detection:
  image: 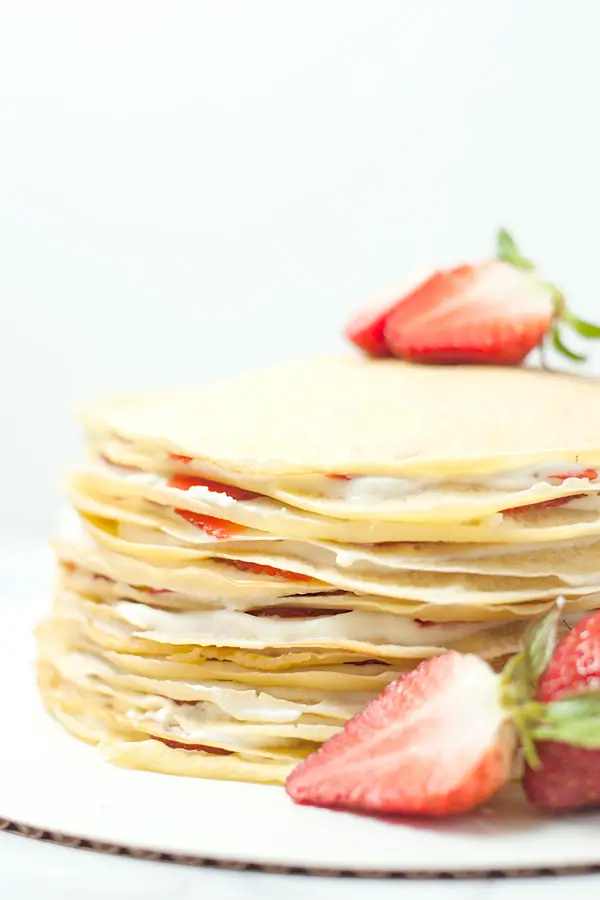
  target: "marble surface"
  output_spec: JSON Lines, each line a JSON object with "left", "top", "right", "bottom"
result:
{"left": 2, "top": 830, "right": 600, "bottom": 899}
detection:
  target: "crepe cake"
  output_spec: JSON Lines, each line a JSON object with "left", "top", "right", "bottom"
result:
{"left": 36, "top": 358, "right": 600, "bottom": 784}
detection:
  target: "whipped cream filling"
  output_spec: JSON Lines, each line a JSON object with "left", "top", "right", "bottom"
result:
{"left": 95, "top": 460, "right": 283, "bottom": 520}
{"left": 111, "top": 521, "right": 600, "bottom": 587}
{"left": 161, "top": 455, "right": 600, "bottom": 499}
{"left": 282, "top": 466, "right": 600, "bottom": 505}
{"left": 97, "top": 453, "right": 600, "bottom": 510}
{"left": 111, "top": 599, "right": 510, "bottom": 648}
{"left": 59, "top": 589, "right": 513, "bottom": 652}
{"left": 126, "top": 706, "right": 338, "bottom": 752}
{"left": 51, "top": 649, "right": 369, "bottom": 724}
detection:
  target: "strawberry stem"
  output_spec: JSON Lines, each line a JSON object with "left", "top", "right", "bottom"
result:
{"left": 495, "top": 228, "right": 600, "bottom": 366}
{"left": 500, "top": 606, "right": 561, "bottom": 767}
{"left": 501, "top": 606, "right": 600, "bottom": 766}
{"left": 552, "top": 327, "right": 587, "bottom": 362}
{"left": 529, "top": 694, "right": 600, "bottom": 748}
{"left": 496, "top": 228, "right": 535, "bottom": 271}
{"left": 523, "top": 607, "right": 561, "bottom": 679}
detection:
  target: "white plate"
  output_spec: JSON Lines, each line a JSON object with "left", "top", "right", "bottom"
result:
{"left": 2, "top": 543, "right": 600, "bottom": 876}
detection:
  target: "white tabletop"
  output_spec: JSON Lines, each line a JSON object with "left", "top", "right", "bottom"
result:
{"left": 1, "top": 830, "right": 600, "bottom": 900}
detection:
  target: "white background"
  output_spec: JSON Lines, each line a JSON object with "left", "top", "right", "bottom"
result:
{"left": 1, "top": 0, "right": 600, "bottom": 535}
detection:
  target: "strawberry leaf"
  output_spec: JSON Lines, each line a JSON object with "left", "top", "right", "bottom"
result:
{"left": 494, "top": 228, "right": 600, "bottom": 368}
{"left": 500, "top": 607, "right": 563, "bottom": 767}
{"left": 552, "top": 327, "right": 587, "bottom": 362}
{"left": 496, "top": 228, "right": 535, "bottom": 271}
{"left": 563, "top": 309, "right": 600, "bottom": 339}
{"left": 531, "top": 693, "right": 600, "bottom": 748}
{"left": 526, "top": 607, "right": 561, "bottom": 680}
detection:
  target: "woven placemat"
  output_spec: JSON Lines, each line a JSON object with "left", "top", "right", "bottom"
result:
{"left": 1, "top": 816, "right": 599, "bottom": 879}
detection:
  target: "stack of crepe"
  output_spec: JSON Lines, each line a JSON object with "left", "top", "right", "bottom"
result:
{"left": 37, "top": 358, "right": 600, "bottom": 784}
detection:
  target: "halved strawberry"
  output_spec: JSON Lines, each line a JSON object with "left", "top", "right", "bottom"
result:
{"left": 286, "top": 652, "right": 516, "bottom": 816}
{"left": 384, "top": 261, "right": 552, "bottom": 365}
{"left": 285, "top": 607, "right": 600, "bottom": 819}
{"left": 344, "top": 301, "right": 397, "bottom": 357}
{"left": 344, "top": 229, "right": 600, "bottom": 365}
{"left": 168, "top": 474, "right": 259, "bottom": 502}
{"left": 344, "top": 270, "right": 438, "bottom": 356}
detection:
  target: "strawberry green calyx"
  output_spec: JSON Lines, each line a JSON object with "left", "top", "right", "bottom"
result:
{"left": 500, "top": 607, "right": 562, "bottom": 766}
{"left": 528, "top": 694, "right": 600, "bottom": 748}
{"left": 496, "top": 228, "right": 600, "bottom": 364}
{"left": 551, "top": 293, "right": 600, "bottom": 362}
{"left": 501, "top": 604, "right": 600, "bottom": 767}
{"left": 496, "top": 229, "right": 536, "bottom": 272}
{"left": 501, "top": 605, "right": 561, "bottom": 705}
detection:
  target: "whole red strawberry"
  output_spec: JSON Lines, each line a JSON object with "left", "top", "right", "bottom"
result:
{"left": 522, "top": 612, "right": 600, "bottom": 809}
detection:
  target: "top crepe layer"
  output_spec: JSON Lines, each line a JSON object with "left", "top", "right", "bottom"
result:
{"left": 79, "top": 358, "right": 600, "bottom": 477}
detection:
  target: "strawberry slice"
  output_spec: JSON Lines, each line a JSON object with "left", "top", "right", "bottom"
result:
{"left": 286, "top": 652, "right": 516, "bottom": 816}
{"left": 168, "top": 474, "right": 259, "bottom": 502}
{"left": 154, "top": 737, "right": 233, "bottom": 755}
{"left": 173, "top": 509, "right": 246, "bottom": 540}
{"left": 168, "top": 453, "right": 193, "bottom": 464}
{"left": 503, "top": 494, "right": 587, "bottom": 515}
{"left": 224, "top": 559, "right": 314, "bottom": 582}
{"left": 248, "top": 605, "right": 346, "bottom": 618}
{"left": 548, "top": 468, "right": 598, "bottom": 484}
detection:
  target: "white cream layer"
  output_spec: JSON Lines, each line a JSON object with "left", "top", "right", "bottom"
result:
{"left": 97, "top": 455, "right": 600, "bottom": 510}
